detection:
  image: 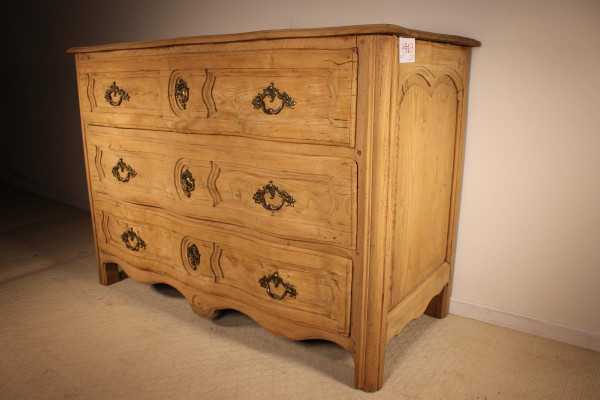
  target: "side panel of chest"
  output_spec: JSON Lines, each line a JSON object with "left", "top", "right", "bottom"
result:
{"left": 388, "top": 41, "right": 471, "bottom": 309}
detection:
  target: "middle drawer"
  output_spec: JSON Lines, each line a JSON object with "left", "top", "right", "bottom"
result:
{"left": 86, "top": 125, "right": 357, "bottom": 248}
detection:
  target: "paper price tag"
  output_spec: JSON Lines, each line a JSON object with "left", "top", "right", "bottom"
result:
{"left": 399, "top": 38, "right": 415, "bottom": 63}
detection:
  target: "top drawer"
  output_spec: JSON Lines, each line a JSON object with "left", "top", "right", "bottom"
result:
{"left": 76, "top": 49, "right": 356, "bottom": 146}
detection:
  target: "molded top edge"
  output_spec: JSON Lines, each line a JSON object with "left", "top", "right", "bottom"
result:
{"left": 66, "top": 24, "right": 481, "bottom": 53}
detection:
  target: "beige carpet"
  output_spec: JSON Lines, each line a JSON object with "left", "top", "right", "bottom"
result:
{"left": 1, "top": 187, "right": 599, "bottom": 400}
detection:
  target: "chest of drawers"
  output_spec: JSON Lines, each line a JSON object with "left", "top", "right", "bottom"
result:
{"left": 68, "top": 25, "right": 479, "bottom": 391}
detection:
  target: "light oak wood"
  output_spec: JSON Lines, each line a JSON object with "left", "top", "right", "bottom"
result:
{"left": 106, "top": 253, "right": 352, "bottom": 350}
{"left": 94, "top": 195, "right": 351, "bottom": 334}
{"left": 387, "top": 262, "right": 451, "bottom": 342}
{"left": 77, "top": 49, "right": 356, "bottom": 146}
{"left": 70, "top": 25, "right": 477, "bottom": 392}
{"left": 350, "top": 35, "right": 398, "bottom": 392}
{"left": 75, "top": 57, "right": 105, "bottom": 286}
{"left": 67, "top": 24, "right": 480, "bottom": 54}
{"left": 388, "top": 41, "right": 471, "bottom": 309}
{"left": 85, "top": 125, "right": 356, "bottom": 248}
{"left": 76, "top": 36, "right": 359, "bottom": 61}
{"left": 425, "top": 283, "right": 449, "bottom": 319}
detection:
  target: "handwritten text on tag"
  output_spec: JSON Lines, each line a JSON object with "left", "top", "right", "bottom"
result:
{"left": 399, "top": 38, "right": 415, "bottom": 63}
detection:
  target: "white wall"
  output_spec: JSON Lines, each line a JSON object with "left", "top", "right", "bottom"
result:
{"left": 437, "top": 0, "right": 600, "bottom": 349}
{"left": 4, "top": 0, "right": 598, "bottom": 349}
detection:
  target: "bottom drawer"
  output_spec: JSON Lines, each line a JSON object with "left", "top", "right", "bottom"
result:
{"left": 93, "top": 197, "right": 352, "bottom": 335}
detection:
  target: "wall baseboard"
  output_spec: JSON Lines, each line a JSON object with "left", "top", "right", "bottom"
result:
{"left": 450, "top": 297, "right": 600, "bottom": 352}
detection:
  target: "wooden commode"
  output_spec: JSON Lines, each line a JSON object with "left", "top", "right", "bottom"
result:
{"left": 68, "top": 24, "right": 480, "bottom": 392}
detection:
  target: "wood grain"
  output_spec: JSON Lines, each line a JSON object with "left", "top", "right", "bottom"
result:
{"left": 386, "top": 262, "right": 450, "bottom": 342}
{"left": 77, "top": 49, "right": 356, "bottom": 146}
{"left": 437, "top": 46, "right": 472, "bottom": 319}
{"left": 385, "top": 41, "right": 472, "bottom": 317}
{"left": 74, "top": 54, "right": 104, "bottom": 285}
{"left": 101, "top": 250, "right": 352, "bottom": 350}
{"left": 388, "top": 64, "right": 461, "bottom": 308}
{"left": 67, "top": 24, "right": 480, "bottom": 54}
{"left": 95, "top": 195, "right": 352, "bottom": 335}
{"left": 72, "top": 28, "right": 478, "bottom": 392}
{"left": 76, "top": 36, "right": 359, "bottom": 61}
{"left": 353, "top": 35, "right": 397, "bottom": 392}
{"left": 86, "top": 125, "right": 356, "bottom": 248}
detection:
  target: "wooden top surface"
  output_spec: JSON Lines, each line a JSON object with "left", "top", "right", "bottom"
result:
{"left": 67, "top": 24, "right": 480, "bottom": 53}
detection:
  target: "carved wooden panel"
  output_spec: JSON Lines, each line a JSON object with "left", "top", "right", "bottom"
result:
{"left": 72, "top": 28, "right": 478, "bottom": 392}
{"left": 95, "top": 197, "right": 352, "bottom": 334}
{"left": 206, "top": 68, "right": 354, "bottom": 143}
{"left": 86, "top": 125, "right": 357, "bottom": 248}
{"left": 76, "top": 49, "right": 356, "bottom": 145}
{"left": 388, "top": 66, "right": 464, "bottom": 309}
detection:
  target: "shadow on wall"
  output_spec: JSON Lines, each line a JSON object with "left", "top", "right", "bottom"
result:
{"left": 1, "top": 0, "right": 383, "bottom": 210}
{"left": 2, "top": 1, "right": 193, "bottom": 210}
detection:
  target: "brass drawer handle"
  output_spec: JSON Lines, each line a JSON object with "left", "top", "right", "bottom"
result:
{"left": 252, "top": 82, "right": 296, "bottom": 115}
{"left": 121, "top": 227, "right": 146, "bottom": 251}
{"left": 105, "top": 82, "right": 130, "bottom": 106}
{"left": 259, "top": 271, "right": 297, "bottom": 300}
{"left": 187, "top": 243, "right": 200, "bottom": 270}
{"left": 253, "top": 181, "right": 295, "bottom": 211}
{"left": 112, "top": 158, "right": 137, "bottom": 183}
{"left": 180, "top": 168, "right": 195, "bottom": 198}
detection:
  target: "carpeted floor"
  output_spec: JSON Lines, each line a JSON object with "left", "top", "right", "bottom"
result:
{"left": 1, "top": 186, "right": 599, "bottom": 399}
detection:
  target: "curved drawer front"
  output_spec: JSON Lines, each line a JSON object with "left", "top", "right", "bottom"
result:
{"left": 77, "top": 49, "right": 356, "bottom": 146}
{"left": 86, "top": 126, "right": 356, "bottom": 248}
{"left": 94, "top": 197, "right": 352, "bottom": 334}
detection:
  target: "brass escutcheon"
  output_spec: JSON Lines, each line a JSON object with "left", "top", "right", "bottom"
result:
{"left": 251, "top": 82, "right": 296, "bottom": 115}
{"left": 180, "top": 168, "right": 195, "bottom": 198}
{"left": 174, "top": 77, "right": 190, "bottom": 110}
{"left": 258, "top": 271, "right": 297, "bottom": 300}
{"left": 112, "top": 158, "right": 137, "bottom": 183}
{"left": 121, "top": 227, "right": 146, "bottom": 251}
{"left": 187, "top": 243, "right": 201, "bottom": 270}
{"left": 252, "top": 181, "right": 295, "bottom": 211}
{"left": 105, "top": 82, "right": 130, "bottom": 106}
